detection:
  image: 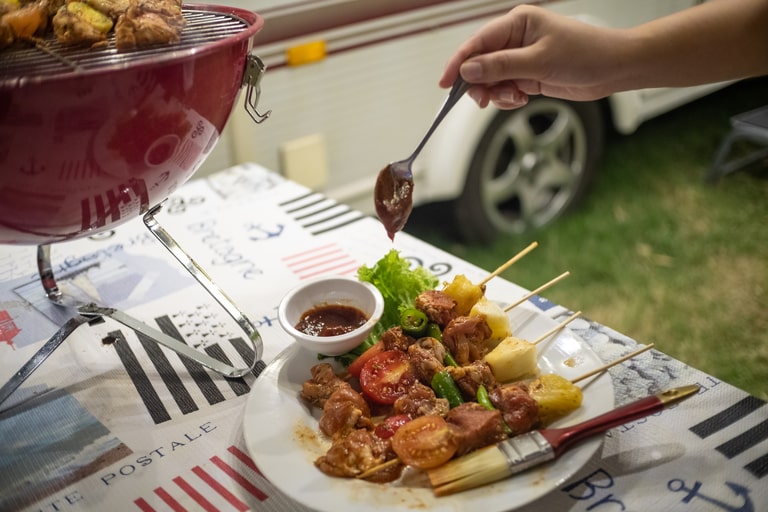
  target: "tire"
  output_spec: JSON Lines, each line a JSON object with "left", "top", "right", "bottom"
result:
{"left": 455, "top": 97, "right": 604, "bottom": 244}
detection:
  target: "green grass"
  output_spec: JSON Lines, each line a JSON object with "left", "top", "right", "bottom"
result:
{"left": 407, "top": 77, "right": 768, "bottom": 400}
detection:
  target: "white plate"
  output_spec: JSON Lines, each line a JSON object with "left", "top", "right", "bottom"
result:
{"left": 243, "top": 306, "right": 614, "bottom": 512}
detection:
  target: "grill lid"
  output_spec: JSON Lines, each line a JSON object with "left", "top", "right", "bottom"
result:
{"left": 0, "top": 9, "right": 253, "bottom": 81}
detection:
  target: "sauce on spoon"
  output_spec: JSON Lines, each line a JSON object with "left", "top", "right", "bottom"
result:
{"left": 374, "top": 163, "right": 413, "bottom": 240}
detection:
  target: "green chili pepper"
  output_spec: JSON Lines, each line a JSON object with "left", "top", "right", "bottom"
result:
{"left": 477, "top": 384, "right": 514, "bottom": 434}
{"left": 431, "top": 370, "right": 463, "bottom": 408}
{"left": 400, "top": 308, "right": 429, "bottom": 336}
{"left": 476, "top": 384, "right": 494, "bottom": 410}
{"left": 426, "top": 322, "right": 442, "bottom": 341}
{"left": 425, "top": 322, "right": 457, "bottom": 367}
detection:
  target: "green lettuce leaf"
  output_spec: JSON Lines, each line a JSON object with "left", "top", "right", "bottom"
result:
{"left": 358, "top": 249, "right": 439, "bottom": 336}
{"left": 328, "top": 249, "right": 439, "bottom": 365}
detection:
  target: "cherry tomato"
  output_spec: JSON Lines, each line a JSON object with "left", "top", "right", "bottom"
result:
{"left": 359, "top": 350, "right": 416, "bottom": 404}
{"left": 347, "top": 340, "right": 385, "bottom": 378}
{"left": 374, "top": 414, "right": 412, "bottom": 439}
{"left": 391, "top": 415, "right": 458, "bottom": 469}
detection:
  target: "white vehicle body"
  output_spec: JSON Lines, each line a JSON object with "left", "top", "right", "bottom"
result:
{"left": 200, "top": 0, "right": 727, "bottom": 239}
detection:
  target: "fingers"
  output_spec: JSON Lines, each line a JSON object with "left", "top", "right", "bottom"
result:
{"left": 466, "top": 83, "right": 529, "bottom": 110}
{"left": 466, "top": 86, "right": 491, "bottom": 108}
{"left": 438, "top": 40, "right": 481, "bottom": 88}
{"left": 489, "top": 87, "right": 529, "bottom": 109}
{"left": 439, "top": 5, "right": 542, "bottom": 89}
{"left": 439, "top": 6, "right": 530, "bottom": 88}
{"left": 461, "top": 43, "right": 546, "bottom": 84}
{"left": 439, "top": 4, "right": 619, "bottom": 107}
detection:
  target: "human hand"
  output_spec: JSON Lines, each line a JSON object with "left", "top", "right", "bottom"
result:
{"left": 439, "top": 5, "right": 624, "bottom": 109}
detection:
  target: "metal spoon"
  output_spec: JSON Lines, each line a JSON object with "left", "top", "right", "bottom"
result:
{"left": 374, "top": 77, "right": 471, "bottom": 240}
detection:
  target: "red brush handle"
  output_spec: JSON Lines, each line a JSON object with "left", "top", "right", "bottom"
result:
{"left": 538, "top": 395, "right": 663, "bottom": 457}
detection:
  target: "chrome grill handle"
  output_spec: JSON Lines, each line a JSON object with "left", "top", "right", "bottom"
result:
{"left": 243, "top": 54, "right": 271, "bottom": 124}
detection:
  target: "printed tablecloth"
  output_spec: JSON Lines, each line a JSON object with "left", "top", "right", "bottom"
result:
{"left": 0, "top": 163, "right": 765, "bottom": 512}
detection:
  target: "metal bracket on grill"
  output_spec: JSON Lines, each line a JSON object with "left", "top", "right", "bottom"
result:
{"left": 0, "top": 226, "right": 265, "bottom": 408}
{"left": 142, "top": 203, "right": 264, "bottom": 377}
{"left": 243, "top": 54, "right": 271, "bottom": 124}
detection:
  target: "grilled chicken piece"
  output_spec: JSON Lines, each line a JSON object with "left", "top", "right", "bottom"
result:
{"left": 2, "top": 0, "right": 183, "bottom": 51}
{"left": 114, "top": 0, "right": 184, "bottom": 50}
{"left": 441, "top": 315, "right": 492, "bottom": 366}
{"left": 0, "top": 0, "right": 15, "bottom": 48}
{"left": 488, "top": 382, "right": 540, "bottom": 435}
{"left": 0, "top": 0, "right": 19, "bottom": 17}
{"left": 43, "top": 0, "right": 66, "bottom": 17}
{"left": 415, "top": 289, "right": 457, "bottom": 327}
{"left": 445, "top": 402, "right": 507, "bottom": 456}
{"left": 2, "top": 2, "right": 47, "bottom": 37}
{"left": 380, "top": 325, "right": 415, "bottom": 352}
{"left": 318, "top": 383, "right": 373, "bottom": 438}
{"left": 84, "top": 0, "right": 129, "bottom": 19}
{"left": 446, "top": 359, "right": 497, "bottom": 401}
{"left": 315, "top": 428, "right": 399, "bottom": 481}
{"left": 52, "top": 1, "right": 112, "bottom": 47}
{"left": 300, "top": 363, "right": 347, "bottom": 409}
{"left": 407, "top": 337, "right": 446, "bottom": 384}
{"left": 0, "top": 0, "right": 48, "bottom": 49}
{"left": 393, "top": 381, "right": 450, "bottom": 418}
{"left": 0, "top": 0, "right": 79, "bottom": 49}
{"left": 0, "top": 20, "right": 12, "bottom": 48}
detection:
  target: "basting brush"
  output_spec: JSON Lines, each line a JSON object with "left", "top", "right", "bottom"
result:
{"left": 427, "top": 384, "right": 700, "bottom": 496}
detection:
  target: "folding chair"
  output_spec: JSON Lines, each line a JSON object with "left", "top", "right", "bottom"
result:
{"left": 708, "top": 105, "right": 768, "bottom": 183}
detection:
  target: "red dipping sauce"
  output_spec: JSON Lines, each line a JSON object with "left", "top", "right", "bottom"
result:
{"left": 295, "top": 304, "right": 368, "bottom": 337}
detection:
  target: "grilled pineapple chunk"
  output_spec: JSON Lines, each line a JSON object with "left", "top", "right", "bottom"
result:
{"left": 67, "top": 2, "right": 113, "bottom": 34}
{"left": 529, "top": 373, "right": 583, "bottom": 426}
{"left": 470, "top": 296, "right": 511, "bottom": 342}
{"left": 442, "top": 274, "right": 484, "bottom": 316}
{"left": 483, "top": 336, "right": 538, "bottom": 383}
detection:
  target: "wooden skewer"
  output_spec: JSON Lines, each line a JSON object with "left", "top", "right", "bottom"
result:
{"left": 531, "top": 311, "right": 581, "bottom": 345}
{"left": 355, "top": 458, "right": 401, "bottom": 480}
{"left": 503, "top": 271, "right": 570, "bottom": 312}
{"left": 356, "top": 341, "right": 656, "bottom": 481}
{"left": 478, "top": 241, "right": 539, "bottom": 287}
{"left": 571, "top": 343, "right": 656, "bottom": 384}
{"left": 427, "top": 343, "right": 663, "bottom": 495}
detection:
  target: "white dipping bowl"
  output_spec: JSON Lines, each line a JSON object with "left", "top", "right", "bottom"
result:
{"left": 277, "top": 275, "right": 385, "bottom": 355}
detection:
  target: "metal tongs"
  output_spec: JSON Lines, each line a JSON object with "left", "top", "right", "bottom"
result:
{"left": 0, "top": 203, "right": 263, "bottom": 408}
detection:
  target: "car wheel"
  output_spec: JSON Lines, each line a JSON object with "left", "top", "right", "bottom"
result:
{"left": 455, "top": 97, "right": 604, "bottom": 244}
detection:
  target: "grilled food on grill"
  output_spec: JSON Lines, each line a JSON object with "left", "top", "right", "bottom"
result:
{"left": 84, "top": 0, "right": 129, "bottom": 18}
{"left": 0, "top": 0, "right": 184, "bottom": 49}
{"left": 0, "top": 0, "right": 52, "bottom": 48}
{"left": 113, "top": 0, "right": 185, "bottom": 50}
{"left": 52, "top": 1, "right": 112, "bottom": 46}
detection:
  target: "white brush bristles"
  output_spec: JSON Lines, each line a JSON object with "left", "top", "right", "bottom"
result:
{"left": 427, "top": 444, "right": 511, "bottom": 496}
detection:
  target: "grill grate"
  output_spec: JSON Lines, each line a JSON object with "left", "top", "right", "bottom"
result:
{"left": 0, "top": 9, "right": 250, "bottom": 80}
